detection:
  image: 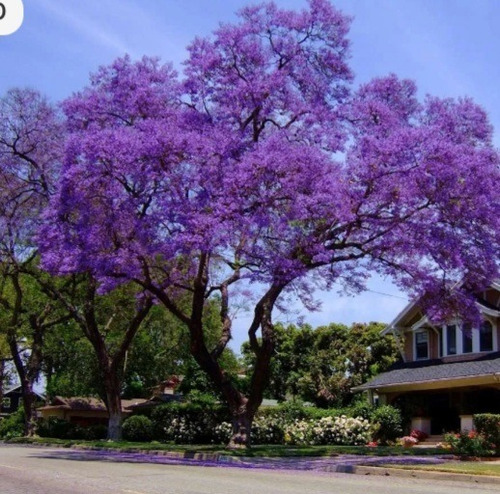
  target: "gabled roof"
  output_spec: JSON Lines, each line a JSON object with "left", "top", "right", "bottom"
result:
{"left": 382, "top": 282, "right": 500, "bottom": 335}
{"left": 3, "top": 385, "right": 45, "bottom": 400}
{"left": 354, "top": 351, "right": 500, "bottom": 391}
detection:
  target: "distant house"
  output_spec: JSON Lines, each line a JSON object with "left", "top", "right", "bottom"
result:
{"left": 354, "top": 283, "right": 500, "bottom": 435}
{"left": 37, "top": 396, "right": 147, "bottom": 426}
{"left": 125, "top": 376, "right": 183, "bottom": 414}
{"left": 0, "top": 385, "right": 45, "bottom": 417}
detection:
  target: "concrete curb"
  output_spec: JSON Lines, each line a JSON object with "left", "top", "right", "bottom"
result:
{"left": 334, "top": 464, "right": 500, "bottom": 485}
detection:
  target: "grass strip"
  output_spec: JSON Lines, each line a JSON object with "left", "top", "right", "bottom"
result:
{"left": 381, "top": 462, "right": 500, "bottom": 477}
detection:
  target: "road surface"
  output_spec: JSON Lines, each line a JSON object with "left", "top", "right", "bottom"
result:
{"left": 0, "top": 445, "right": 497, "bottom": 494}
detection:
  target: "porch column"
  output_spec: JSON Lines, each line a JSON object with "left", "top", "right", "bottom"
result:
{"left": 411, "top": 417, "right": 431, "bottom": 435}
{"left": 459, "top": 415, "right": 474, "bottom": 432}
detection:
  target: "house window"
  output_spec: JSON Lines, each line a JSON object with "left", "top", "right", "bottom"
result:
{"left": 2, "top": 397, "right": 10, "bottom": 409}
{"left": 446, "top": 325, "right": 457, "bottom": 355}
{"left": 480, "top": 321, "right": 494, "bottom": 352}
{"left": 462, "top": 323, "right": 473, "bottom": 354}
{"left": 415, "top": 331, "right": 429, "bottom": 360}
{"left": 441, "top": 320, "right": 496, "bottom": 356}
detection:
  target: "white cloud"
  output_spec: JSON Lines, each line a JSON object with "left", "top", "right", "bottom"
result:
{"left": 37, "top": 0, "right": 129, "bottom": 54}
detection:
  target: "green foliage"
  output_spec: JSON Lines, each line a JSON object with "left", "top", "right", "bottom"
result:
{"left": 444, "top": 430, "right": 494, "bottom": 457}
{"left": 37, "top": 418, "right": 72, "bottom": 439}
{"left": 474, "top": 414, "right": 500, "bottom": 454}
{"left": 371, "top": 405, "right": 403, "bottom": 444}
{"left": 122, "top": 415, "right": 154, "bottom": 442}
{"left": 0, "top": 408, "right": 25, "bottom": 439}
{"left": 37, "top": 418, "right": 107, "bottom": 440}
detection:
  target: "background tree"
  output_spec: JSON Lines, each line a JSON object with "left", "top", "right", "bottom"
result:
{"left": 44, "top": 297, "right": 238, "bottom": 401}
{"left": 40, "top": 0, "right": 500, "bottom": 447}
{"left": 0, "top": 88, "right": 66, "bottom": 435}
{"left": 40, "top": 278, "right": 153, "bottom": 440}
{"left": 241, "top": 321, "right": 398, "bottom": 407}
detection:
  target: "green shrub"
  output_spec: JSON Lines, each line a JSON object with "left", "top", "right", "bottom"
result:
{"left": 474, "top": 414, "right": 500, "bottom": 454}
{"left": 444, "top": 430, "right": 494, "bottom": 457}
{"left": 122, "top": 415, "right": 153, "bottom": 442}
{"left": 37, "top": 418, "right": 73, "bottom": 439}
{"left": 347, "top": 401, "right": 375, "bottom": 420}
{"left": 37, "top": 418, "right": 107, "bottom": 440}
{"left": 0, "top": 409, "right": 25, "bottom": 439}
{"left": 371, "top": 405, "right": 402, "bottom": 444}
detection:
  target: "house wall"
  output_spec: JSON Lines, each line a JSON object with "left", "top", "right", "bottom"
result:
{"left": 404, "top": 333, "right": 413, "bottom": 361}
{"left": 39, "top": 409, "right": 66, "bottom": 420}
{"left": 429, "top": 330, "right": 439, "bottom": 359}
{"left": 484, "top": 289, "right": 500, "bottom": 307}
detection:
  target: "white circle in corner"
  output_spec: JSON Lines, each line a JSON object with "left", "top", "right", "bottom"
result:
{"left": 0, "top": 0, "right": 24, "bottom": 36}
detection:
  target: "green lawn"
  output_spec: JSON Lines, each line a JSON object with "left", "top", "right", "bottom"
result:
{"left": 383, "top": 462, "right": 500, "bottom": 477}
{"left": 6, "top": 437, "right": 446, "bottom": 457}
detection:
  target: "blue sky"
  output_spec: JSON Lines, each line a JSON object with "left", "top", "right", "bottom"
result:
{"left": 2, "top": 0, "right": 499, "bottom": 345}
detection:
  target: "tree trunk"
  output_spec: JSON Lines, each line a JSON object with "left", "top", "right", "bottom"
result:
{"left": 103, "top": 372, "right": 123, "bottom": 441}
{"left": 228, "top": 409, "right": 253, "bottom": 449}
{"left": 21, "top": 379, "right": 37, "bottom": 437}
{"left": 0, "top": 359, "right": 4, "bottom": 413}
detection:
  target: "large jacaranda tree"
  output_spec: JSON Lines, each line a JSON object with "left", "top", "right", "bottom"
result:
{"left": 39, "top": 0, "right": 500, "bottom": 446}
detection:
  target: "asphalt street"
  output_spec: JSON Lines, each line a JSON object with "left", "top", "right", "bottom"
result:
{"left": 0, "top": 445, "right": 498, "bottom": 494}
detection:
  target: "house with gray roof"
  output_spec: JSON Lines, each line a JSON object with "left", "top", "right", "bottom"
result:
{"left": 354, "top": 283, "right": 500, "bottom": 435}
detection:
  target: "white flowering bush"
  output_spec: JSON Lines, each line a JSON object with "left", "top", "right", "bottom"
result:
{"left": 310, "top": 416, "right": 371, "bottom": 445}
{"left": 284, "top": 419, "right": 313, "bottom": 445}
{"left": 251, "top": 416, "right": 285, "bottom": 444}
{"left": 213, "top": 421, "right": 232, "bottom": 444}
{"left": 164, "top": 416, "right": 200, "bottom": 444}
{"left": 282, "top": 416, "right": 372, "bottom": 446}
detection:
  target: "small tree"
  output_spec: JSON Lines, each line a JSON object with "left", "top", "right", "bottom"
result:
{"left": 40, "top": 1, "right": 500, "bottom": 447}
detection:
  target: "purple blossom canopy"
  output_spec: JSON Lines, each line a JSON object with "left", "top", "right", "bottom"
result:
{"left": 38, "top": 0, "right": 500, "bottom": 323}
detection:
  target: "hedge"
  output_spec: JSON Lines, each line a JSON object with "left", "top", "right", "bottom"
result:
{"left": 474, "top": 414, "right": 500, "bottom": 454}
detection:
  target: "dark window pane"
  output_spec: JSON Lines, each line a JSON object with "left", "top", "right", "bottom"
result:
{"left": 447, "top": 325, "right": 457, "bottom": 355}
{"left": 462, "top": 324, "right": 473, "bottom": 353}
{"left": 415, "top": 331, "right": 429, "bottom": 359}
{"left": 480, "top": 321, "right": 493, "bottom": 352}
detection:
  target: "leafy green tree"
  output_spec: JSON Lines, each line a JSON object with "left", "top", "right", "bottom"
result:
{"left": 0, "top": 265, "right": 72, "bottom": 435}
{"left": 242, "top": 321, "right": 399, "bottom": 407}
